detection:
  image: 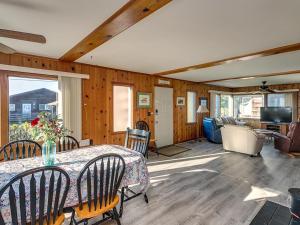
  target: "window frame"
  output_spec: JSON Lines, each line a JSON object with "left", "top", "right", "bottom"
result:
{"left": 112, "top": 83, "right": 134, "bottom": 134}
{"left": 7, "top": 73, "right": 59, "bottom": 142}
{"left": 187, "top": 91, "right": 197, "bottom": 124}
{"left": 1, "top": 72, "right": 59, "bottom": 146}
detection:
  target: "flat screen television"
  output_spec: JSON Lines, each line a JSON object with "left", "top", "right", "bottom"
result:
{"left": 260, "top": 107, "right": 292, "bottom": 123}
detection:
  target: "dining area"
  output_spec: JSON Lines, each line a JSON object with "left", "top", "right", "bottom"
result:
{"left": 0, "top": 112, "right": 151, "bottom": 225}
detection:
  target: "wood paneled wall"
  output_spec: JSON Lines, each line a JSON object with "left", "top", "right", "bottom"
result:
{"left": 233, "top": 84, "right": 300, "bottom": 120}
{"left": 0, "top": 52, "right": 230, "bottom": 146}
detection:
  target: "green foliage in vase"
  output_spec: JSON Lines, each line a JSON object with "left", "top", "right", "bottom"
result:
{"left": 9, "top": 122, "right": 34, "bottom": 141}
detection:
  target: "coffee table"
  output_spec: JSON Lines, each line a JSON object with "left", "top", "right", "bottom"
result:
{"left": 254, "top": 129, "right": 274, "bottom": 143}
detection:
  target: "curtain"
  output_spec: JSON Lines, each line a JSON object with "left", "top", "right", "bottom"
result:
{"left": 292, "top": 93, "right": 298, "bottom": 121}
{"left": 58, "top": 76, "right": 82, "bottom": 140}
{"left": 210, "top": 92, "right": 220, "bottom": 118}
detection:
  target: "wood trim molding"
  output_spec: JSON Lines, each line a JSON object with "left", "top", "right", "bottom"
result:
{"left": 202, "top": 70, "right": 300, "bottom": 83}
{"left": 0, "top": 64, "right": 89, "bottom": 79}
{"left": 60, "top": 0, "right": 172, "bottom": 62}
{"left": 0, "top": 72, "right": 8, "bottom": 146}
{"left": 156, "top": 42, "right": 300, "bottom": 76}
{"left": 2, "top": 71, "right": 58, "bottom": 80}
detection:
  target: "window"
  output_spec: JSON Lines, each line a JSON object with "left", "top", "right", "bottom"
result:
{"left": 220, "top": 95, "right": 233, "bottom": 117}
{"left": 9, "top": 104, "right": 15, "bottom": 112}
{"left": 187, "top": 91, "right": 196, "bottom": 123}
{"left": 39, "top": 104, "right": 51, "bottom": 111}
{"left": 210, "top": 94, "right": 233, "bottom": 118}
{"left": 268, "top": 93, "right": 293, "bottom": 107}
{"left": 234, "top": 95, "right": 264, "bottom": 119}
{"left": 9, "top": 76, "right": 58, "bottom": 141}
{"left": 113, "top": 85, "right": 133, "bottom": 132}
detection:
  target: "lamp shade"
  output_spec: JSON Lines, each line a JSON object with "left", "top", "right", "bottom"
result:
{"left": 197, "top": 105, "right": 209, "bottom": 114}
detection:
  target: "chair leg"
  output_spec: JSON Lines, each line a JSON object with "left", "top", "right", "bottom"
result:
{"left": 113, "top": 207, "right": 121, "bottom": 225}
{"left": 144, "top": 194, "right": 149, "bottom": 203}
{"left": 70, "top": 210, "right": 75, "bottom": 225}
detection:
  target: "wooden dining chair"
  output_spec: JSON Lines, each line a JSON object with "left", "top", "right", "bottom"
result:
{"left": 0, "top": 139, "right": 42, "bottom": 161}
{"left": 0, "top": 166, "right": 70, "bottom": 225}
{"left": 123, "top": 128, "right": 150, "bottom": 204}
{"left": 125, "top": 128, "right": 151, "bottom": 158}
{"left": 135, "top": 120, "right": 149, "bottom": 131}
{"left": 58, "top": 135, "right": 80, "bottom": 152}
{"left": 70, "top": 154, "right": 125, "bottom": 225}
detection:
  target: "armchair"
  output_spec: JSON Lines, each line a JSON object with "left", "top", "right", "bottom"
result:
{"left": 221, "top": 125, "right": 265, "bottom": 156}
{"left": 203, "top": 118, "right": 222, "bottom": 144}
{"left": 274, "top": 122, "right": 300, "bottom": 153}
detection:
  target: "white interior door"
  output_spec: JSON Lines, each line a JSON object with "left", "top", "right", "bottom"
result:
{"left": 155, "top": 87, "right": 173, "bottom": 148}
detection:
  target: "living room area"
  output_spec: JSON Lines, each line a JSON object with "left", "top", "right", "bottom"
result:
{"left": 203, "top": 87, "right": 300, "bottom": 157}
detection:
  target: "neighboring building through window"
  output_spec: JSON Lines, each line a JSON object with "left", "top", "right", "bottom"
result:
{"left": 187, "top": 91, "right": 196, "bottom": 123}
{"left": 9, "top": 76, "right": 58, "bottom": 141}
{"left": 234, "top": 95, "right": 264, "bottom": 119}
{"left": 113, "top": 85, "right": 133, "bottom": 132}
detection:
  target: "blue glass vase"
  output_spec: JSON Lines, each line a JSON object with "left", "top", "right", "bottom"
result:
{"left": 42, "top": 140, "right": 56, "bottom": 166}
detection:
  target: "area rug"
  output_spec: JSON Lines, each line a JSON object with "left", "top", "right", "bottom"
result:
{"left": 157, "top": 145, "right": 191, "bottom": 157}
{"left": 250, "top": 201, "right": 292, "bottom": 225}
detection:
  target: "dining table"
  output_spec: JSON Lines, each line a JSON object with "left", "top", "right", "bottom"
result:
{"left": 0, "top": 144, "right": 150, "bottom": 223}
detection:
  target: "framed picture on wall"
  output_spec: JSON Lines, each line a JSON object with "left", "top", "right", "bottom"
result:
{"left": 199, "top": 97, "right": 208, "bottom": 107}
{"left": 137, "top": 92, "right": 152, "bottom": 108}
{"left": 176, "top": 97, "right": 185, "bottom": 106}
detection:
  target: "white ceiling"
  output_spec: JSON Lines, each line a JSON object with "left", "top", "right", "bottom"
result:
{"left": 1, "top": 0, "right": 300, "bottom": 88}
{"left": 208, "top": 73, "right": 300, "bottom": 88}
{"left": 0, "top": 0, "right": 128, "bottom": 58}
{"left": 78, "top": 0, "right": 300, "bottom": 74}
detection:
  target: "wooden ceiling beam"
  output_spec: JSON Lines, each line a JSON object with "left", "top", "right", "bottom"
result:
{"left": 200, "top": 70, "right": 300, "bottom": 84}
{"left": 156, "top": 42, "right": 300, "bottom": 76}
{"left": 60, "top": 0, "right": 172, "bottom": 62}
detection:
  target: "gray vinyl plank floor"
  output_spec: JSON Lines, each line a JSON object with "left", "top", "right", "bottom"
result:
{"left": 66, "top": 141, "right": 299, "bottom": 225}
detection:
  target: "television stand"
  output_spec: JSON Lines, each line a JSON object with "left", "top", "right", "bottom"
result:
{"left": 260, "top": 122, "right": 289, "bottom": 135}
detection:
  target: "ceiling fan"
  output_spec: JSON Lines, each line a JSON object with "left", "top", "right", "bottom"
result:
{"left": 259, "top": 81, "right": 276, "bottom": 93}
{"left": 0, "top": 29, "right": 46, "bottom": 54}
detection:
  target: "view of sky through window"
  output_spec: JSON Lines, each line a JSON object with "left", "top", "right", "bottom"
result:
{"left": 9, "top": 77, "right": 58, "bottom": 96}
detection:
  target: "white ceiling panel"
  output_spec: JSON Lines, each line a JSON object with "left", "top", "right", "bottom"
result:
{"left": 78, "top": 0, "right": 300, "bottom": 74}
{"left": 164, "top": 51, "right": 300, "bottom": 82}
{"left": 0, "top": 0, "right": 128, "bottom": 58}
{"left": 208, "top": 74, "right": 300, "bottom": 88}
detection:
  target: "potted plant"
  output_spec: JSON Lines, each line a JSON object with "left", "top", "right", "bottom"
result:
{"left": 31, "top": 112, "right": 69, "bottom": 166}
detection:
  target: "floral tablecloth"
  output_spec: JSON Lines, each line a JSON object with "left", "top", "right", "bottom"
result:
{"left": 0, "top": 145, "right": 150, "bottom": 222}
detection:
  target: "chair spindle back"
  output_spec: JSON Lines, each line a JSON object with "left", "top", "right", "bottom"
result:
{"left": 77, "top": 154, "right": 125, "bottom": 212}
{"left": 0, "top": 166, "right": 70, "bottom": 225}
{"left": 124, "top": 128, "right": 151, "bottom": 157}
{"left": 0, "top": 140, "right": 42, "bottom": 161}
